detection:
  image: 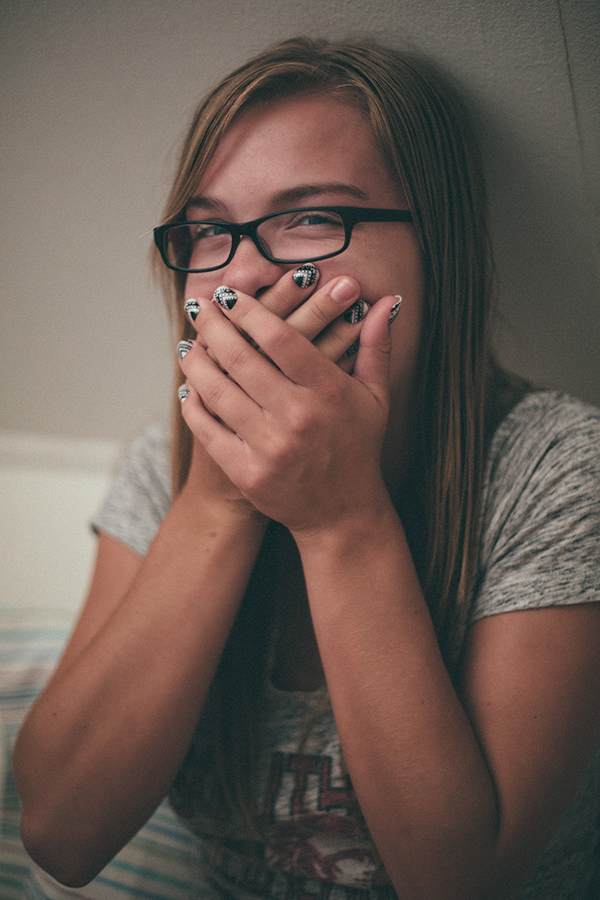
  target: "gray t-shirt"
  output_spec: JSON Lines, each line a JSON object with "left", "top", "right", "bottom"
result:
{"left": 94, "top": 391, "right": 600, "bottom": 900}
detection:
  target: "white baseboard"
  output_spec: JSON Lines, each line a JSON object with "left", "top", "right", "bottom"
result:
{"left": 0, "top": 431, "right": 121, "bottom": 612}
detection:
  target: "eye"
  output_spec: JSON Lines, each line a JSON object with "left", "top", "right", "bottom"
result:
{"left": 189, "top": 222, "right": 230, "bottom": 241}
{"left": 286, "top": 210, "right": 344, "bottom": 229}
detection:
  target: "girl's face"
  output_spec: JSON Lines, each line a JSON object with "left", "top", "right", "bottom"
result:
{"left": 185, "top": 93, "right": 425, "bottom": 480}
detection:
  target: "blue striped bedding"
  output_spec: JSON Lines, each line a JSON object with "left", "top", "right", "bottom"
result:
{"left": 0, "top": 608, "right": 200, "bottom": 899}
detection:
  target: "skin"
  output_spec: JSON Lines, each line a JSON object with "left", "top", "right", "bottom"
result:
{"left": 14, "top": 93, "right": 600, "bottom": 899}
{"left": 183, "top": 95, "right": 424, "bottom": 487}
{"left": 180, "top": 94, "right": 423, "bottom": 686}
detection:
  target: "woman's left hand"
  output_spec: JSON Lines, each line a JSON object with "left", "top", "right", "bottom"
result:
{"left": 178, "top": 285, "right": 400, "bottom": 533}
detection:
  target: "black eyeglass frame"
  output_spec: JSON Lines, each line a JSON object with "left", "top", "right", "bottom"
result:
{"left": 153, "top": 206, "right": 414, "bottom": 273}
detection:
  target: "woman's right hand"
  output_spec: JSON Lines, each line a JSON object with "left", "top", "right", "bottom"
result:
{"left": 179, "top": 265, "right": 366, "bottom": 512}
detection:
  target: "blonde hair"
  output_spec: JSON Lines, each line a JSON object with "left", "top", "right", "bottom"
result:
{"left": 160, "top": 37, "right": 517, "bottom": 831}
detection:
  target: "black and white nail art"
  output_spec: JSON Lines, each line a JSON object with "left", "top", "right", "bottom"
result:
{"left": 292, "top": 263, "right": 319, "bottom": 289}
{"left": 178, "top": 384, "right": 190, "bottom": 403}
{"left": 177, "top": 340, "right": 193, "bottom": 359}
{"left": 213, "top": 285, "right": 238, "bottom": 310}
{"left": 344, "top": 300, "right": 368, "bottom": 324}
{"left": 388, "top": 296, "right": 402, "bottom": 324}
{"left": 184, "top": 299, "right": 200, "bottom": 321}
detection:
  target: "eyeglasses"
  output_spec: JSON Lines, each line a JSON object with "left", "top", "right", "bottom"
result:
{"left": 153, "top": 206, "right": 413, "bottom": 273}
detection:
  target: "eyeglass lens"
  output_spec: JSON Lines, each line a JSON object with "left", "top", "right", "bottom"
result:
{"left": 164, "top": 209, "right": 348, "bottom": 270}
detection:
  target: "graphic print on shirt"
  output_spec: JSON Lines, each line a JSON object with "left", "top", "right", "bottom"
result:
{"left": 211, "top": 751, "right": 391, "bottom": 895}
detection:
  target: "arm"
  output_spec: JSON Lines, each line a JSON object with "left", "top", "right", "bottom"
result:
{"left": 295, "top": 516, "right": 600, "bottom": 900}
{"left": 14, "top": 269, "right": 365, "bottom": 886}
{"left": 181, "top": 289, "right": 600, "bottom": 899}
{"left": 15, "top": 474, "right": 267, "bottom": 887}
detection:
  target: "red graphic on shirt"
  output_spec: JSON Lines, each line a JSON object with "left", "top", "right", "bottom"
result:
{"left": 257, "top": 752, "right": 391, "bottom": 888}
{"left": 264, "top": 752, "right": 356, "bottom": 820}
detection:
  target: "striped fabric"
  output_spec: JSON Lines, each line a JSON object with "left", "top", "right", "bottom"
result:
{"left": 0, "top": 608, "right": 200, "bottom": 899}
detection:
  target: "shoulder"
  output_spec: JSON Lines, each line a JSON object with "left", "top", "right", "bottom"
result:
{"left": 92, "top": 421, "right": 172, "bottom": 557}
{"left": 486, "top": 390, "right": 600, "bottom": 475}
{"left": 482, "top": 390, "right": 600, "bottom": 514}
{"left": 472, "top": 391, "right": 600, "bottom": 622}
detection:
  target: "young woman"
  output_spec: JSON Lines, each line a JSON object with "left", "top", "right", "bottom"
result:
{"left": 14, "top": 37, "right": 600, "bottom": 900}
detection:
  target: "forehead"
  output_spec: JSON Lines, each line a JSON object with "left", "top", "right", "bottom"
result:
{"left": 195, "top": 93, "right": 404, "bottom": 211}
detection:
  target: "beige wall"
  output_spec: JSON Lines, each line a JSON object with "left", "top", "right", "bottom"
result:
{"left": 1, "top": 0, "right": 599, "bottom": 449}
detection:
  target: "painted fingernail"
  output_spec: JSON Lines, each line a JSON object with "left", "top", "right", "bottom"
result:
{"left": 184, "top": 299, "right": 200, "bottom": 321}
{"left": 345, "top": 338, "right": 360, "bottom": 357}
{"left": 177, "top": 340, "right": 193, "bottom": 359}
{"left": 213, "top": 285, "right": 238, "bottom": 310}
{"left": 292, "top": 263, "right": 319, "bottom": 288}
{"left": 388, "top": 296, "right": 402, "bottom": 324}
{"left": 178, "top": 384, "right": 190, "bottom": 403}
{"left": 344, "top": 300, "right": 368, "bottom": 324}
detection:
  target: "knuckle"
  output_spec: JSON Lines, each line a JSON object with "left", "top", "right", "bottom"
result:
{"left": 221, "top": 339, "right": 253, "bottom": 372}
{"left": 203, "top": 377, "right": 228, "bottom": 410}
{"left": 262, "top": 321, "right": 296, "bottom": 358}
{"left": 285, "top": 398, "right": 316, "bottom": 438}
{"left": 306, "top": 300, "right": 332, "bottom": 327}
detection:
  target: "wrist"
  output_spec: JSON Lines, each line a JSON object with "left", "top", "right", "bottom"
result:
{"left": 291, "top": 485, "right": 401, "bottom": 560}
{"left": 176, "top": 480, "right": 269, "bottom": 537}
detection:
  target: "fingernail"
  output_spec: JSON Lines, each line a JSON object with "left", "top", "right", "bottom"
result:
{"left": 184, "top": 299, "right": 200, "bottom": 321}
{"left": 388, "top": 296, "right": 402, "bottom": 324}
{"left": 177, "top": 340, "right": 193, "bottom": 359}
{"left": 330, "top": 277, "right": 357, "bottom": 303}
{"left": 178, "top": 384, "right": 190, "bottom": 403}
{"left": 343, "top": 300, "right": 368, "bottom": 324}
{"left": 213, "top": 285, "right": 237, "bottom": 310}
{"left": 292, "top": 263, "right": 319, "bottom": 288}
{"left": 345, "top": 338, "right": 360, "bottom": 357}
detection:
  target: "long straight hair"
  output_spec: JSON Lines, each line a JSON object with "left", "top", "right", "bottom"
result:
{"left": 158, "top": 37, "right": 510, "bottom": 830}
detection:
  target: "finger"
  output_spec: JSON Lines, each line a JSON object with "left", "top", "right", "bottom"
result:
{"left": 207, "top": 285, "right": 341, "bottom": 391}
{"left": 285, "top": 276, "right": 361, "bottom": 342}
{"left": 185, "top": 273, "right": 361, "bottom": 357}
{"left": 179, "top": 338, "right": 267, "bottom": 436}
{"left": 312, "top": 300, "right": 368, "bottom": 362}
{"left": 334, "top": 337, "right": 361, "bottom": 375}
{"left": 178, "top": 380, "right": 249, "bottom": 483}
{"left": 189, "top": 293, "right": 293, "bottom": 408}
{"left": 259, "top": 263, "right": 320, "bottom": 319}
{"left": 352, "top": 295, "right": 401, "bottom": 405}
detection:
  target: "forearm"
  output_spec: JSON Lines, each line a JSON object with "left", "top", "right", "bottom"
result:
{"left": 294, "top": 500, "right": 500, "bottom": 900}
{"left": 15, "top": 488, "right": 266, "bottom": 886}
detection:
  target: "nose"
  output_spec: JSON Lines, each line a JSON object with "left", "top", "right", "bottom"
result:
{"left": 219, "top": 235, "right": 286, "bottom": 298}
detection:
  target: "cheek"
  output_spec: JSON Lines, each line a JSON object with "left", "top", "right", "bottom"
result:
{"left": 331, "top": 230, "right": 425, "bottom": 305}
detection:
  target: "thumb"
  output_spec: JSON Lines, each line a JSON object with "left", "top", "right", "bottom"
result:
{"left": 352, "top": 295, "right": 402, "bottom": 401}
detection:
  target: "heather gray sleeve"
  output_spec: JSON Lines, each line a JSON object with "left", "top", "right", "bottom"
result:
{"left": 471, "top": 392, "right": 600, "bottom": 623}
{"left": 92, "top": 422, "right": 172, "bottom": 557}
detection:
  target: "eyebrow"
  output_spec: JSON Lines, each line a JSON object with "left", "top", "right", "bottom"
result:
{"left": 185, "top": 182, "right": 370, "bottom": 216}
{"left": 271, "top": 182, "right": 370, "bottom": 206}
